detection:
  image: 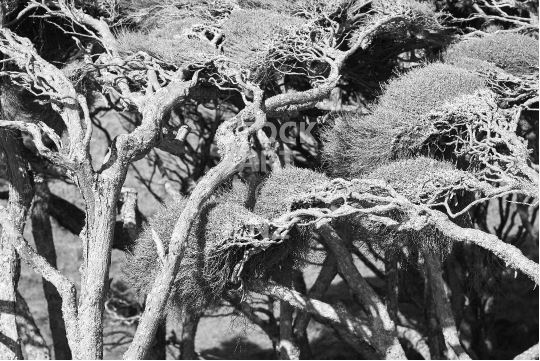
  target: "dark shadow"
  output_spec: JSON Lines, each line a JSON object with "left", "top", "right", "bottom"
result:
{"left": 0, "top": 300, "right": 16, "bottom": 314}
{"left": 0, "top": 331, "right": 20, "bottom": 355}
{"left": 199, "top": 337, "right": 275, "bottom": 360}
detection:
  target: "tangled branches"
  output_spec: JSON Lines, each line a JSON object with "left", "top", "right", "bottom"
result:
{"left": 0, "top": 0, "right": 536, "bottom": 359}
{"left": 424, "top": 90, "right": 537, "bottom": 195}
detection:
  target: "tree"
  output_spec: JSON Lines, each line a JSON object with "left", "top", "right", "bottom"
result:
{"left": 0, "top": 0, "right": 537, "bottom": 359}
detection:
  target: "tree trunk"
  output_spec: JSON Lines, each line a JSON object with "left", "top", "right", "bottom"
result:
{"left": 179, "top": 312, "right": 200, "bottom": 360}
{"left": 0, "top": 237, "right": 22, "bottom": 360}
{"left": 0, "top": 131, "right": 33, "bottom": 359}
{"left": 278, "top": 267, "right": 300, "bottom": 360}
{"left": 423, "top": 264, "right": 445, "bottom": 360}
{"left": 31, "top": 179, "right": 71, "bottom": 359}
{"left": 385, "top": 254, "right": 399, "bottom": 323}
{"left": 279, "top": 300, "right": 300, "bottom": 360}
{"left": 77, "top": 176, "right": 123, "bottom": 359}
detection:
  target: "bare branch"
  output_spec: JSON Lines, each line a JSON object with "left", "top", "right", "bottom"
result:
{"left": 423, "top": 252, "right": 471, "bottom": 360}
{"left": 294, "top": 255, "right": 337, "bottom": 341}
{"left": 316, "top": 221, "right": 406, "bottom": 359}
{"left": 428, "top": 209, "right": 539, "bottom": 284}
{"left": 124, "top": 85, "right": 267, "bottom": 359}
{"left": 0, "top": 120, "right": 74, "bottom": 170}
{"left": 252, "top": 281, "right": 373, "bottom": 344}
{"left": 396, "top": 326, "right": 431, "bottom": 360}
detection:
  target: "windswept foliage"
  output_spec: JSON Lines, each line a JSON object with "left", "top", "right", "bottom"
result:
{"left": 124, "top": 198, "right": 268, "bottom": 314}
{"left": 446, "top": 33, "right": 538, "bottom": 76}
{"left": 254, "top": 166, "right": 328, "bottom": 219}
{"left": 322, "top": 63, "right": 486, "bottom": 176}
{"left": 367, "top": 157, "right": 477, "bottom": 205}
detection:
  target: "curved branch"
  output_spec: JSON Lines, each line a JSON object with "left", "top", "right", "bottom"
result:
{"left": 429, "top": 209, "right": 539, "bottom": 284}
{"left": 0, "top": 28, "right": 91, "bottom": 172}
{"left": 124, "top": 87, "right": 267, "bottom": 359}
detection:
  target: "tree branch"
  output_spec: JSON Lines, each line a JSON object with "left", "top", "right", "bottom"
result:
{"left": 423, "top": 252, "right": 470, "bottom": 360}
{"left": 252, "top": 281, "right": 373, "bottom": 344}
{"left": 0, "top": 207, "right": 80, "bottom": 358}
{"left": 428, "top": 209, "right": 539, "bottom": 284}
{"left": 316, "top": 221, "right": 406, "bottom": 359}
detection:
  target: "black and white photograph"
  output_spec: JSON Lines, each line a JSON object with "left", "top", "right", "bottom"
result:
{"left": 0, "top": 0, "right": 538, "bottom": 359}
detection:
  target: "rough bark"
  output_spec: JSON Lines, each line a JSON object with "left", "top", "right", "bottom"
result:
{"left": 30, "top": 179, "right": 71, "bottom": 359}
{"left": 430, "top": 210, "right": 539, "bottom": 284}
{"left": 33, "top": 192, "right": 138, "bottom": 252}
{"left": 124, "top": 91, "right": 268, "bottom": 359}
{"left": 77, "top": 176, "right": 123, "bottom": 360}
{"left": 0, "top": 214, "right": 22, "bottom": 360}
{"left": 123, "top": 20, "right": 392, "bottom": 356}
{"left": 385, "top": 254, "right": 399, "bottom": 323}
{"left": 423, "top": 263, "right": 444, "bottom": 360}
{"left": 0, "top": 130, "right": 33, "bottom": 359}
